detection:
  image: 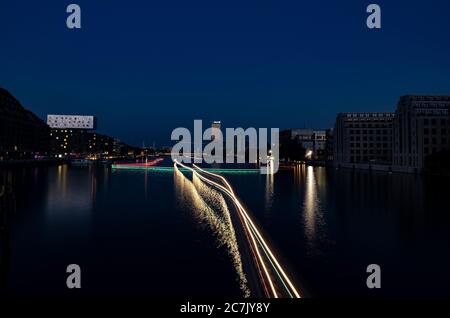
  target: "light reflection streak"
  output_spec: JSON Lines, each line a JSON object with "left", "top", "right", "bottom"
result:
{"left": 174, "top": 165, "right": 250, "bottom": 297}
{"left": 265, "top": 171, "right": 274, "bottom": 211}
{"left": 174, "top": 160, "right": 302, "bottom": 298}
{"left": 303, "top": 166, "right": 326, "bottom": 254}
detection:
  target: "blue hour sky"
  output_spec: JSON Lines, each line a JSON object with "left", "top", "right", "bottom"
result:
{"left": 1, "top": 0, "right": 450, "bottom": 146}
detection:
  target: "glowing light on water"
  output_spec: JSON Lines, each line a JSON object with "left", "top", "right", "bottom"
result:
{"left": 174, "top": 160, "right": 303, "bottom": 298}
{"left": 174, "top": 165, "right": 250, "bottom": 297}
{"left": 112, "top": 164, "right": 260, "bottom": 174}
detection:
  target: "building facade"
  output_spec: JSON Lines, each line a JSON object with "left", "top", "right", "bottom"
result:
{"left": 325, "top": 128, "right": 334, "bottom": 162}
{"left": 313, "top": 130, "right": 327, "bottom": 160}
{"left": 47, "top": 114, "right": 97, "bottom": 156}
{"left": 334, "top": 112, "right": 394, "bottom": 166}
{"left": 393, "top": 95, "right": 450, "bottom": 171}
{"left": 280, "top": 128, "right": 329, "bottom": 161}
{"left": 0, "top": 88, "right": 50, "bottom": 160}
{"left": 87, "top": 132, "right": 115, "bottom": 158}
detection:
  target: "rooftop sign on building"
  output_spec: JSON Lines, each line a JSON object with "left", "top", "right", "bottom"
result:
{"left": 47, "top": 114, "right": 96, "bottom": 129}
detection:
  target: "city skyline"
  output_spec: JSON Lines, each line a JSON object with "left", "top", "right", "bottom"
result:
{"left": 2, "top": 0, "right": 450, "bottom": 145}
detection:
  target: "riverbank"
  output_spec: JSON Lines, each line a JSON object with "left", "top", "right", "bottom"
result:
{"left": 334, "top": 162, "right": 450, "bottom": 176}
{"left": 281, "top": 161, "right": 450, "bottom": 176}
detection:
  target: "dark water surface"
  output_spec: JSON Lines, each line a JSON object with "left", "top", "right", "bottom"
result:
{"left": 1, "top": 162, "right": 449, "bottom": 298}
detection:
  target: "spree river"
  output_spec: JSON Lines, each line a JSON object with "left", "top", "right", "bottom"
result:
{"left": 1, "top": 160, "right": 450, "bottom": 298}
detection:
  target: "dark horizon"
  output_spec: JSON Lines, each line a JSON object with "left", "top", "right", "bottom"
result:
{"left": 2, "top": 0, "right": 450, "bottom": 146}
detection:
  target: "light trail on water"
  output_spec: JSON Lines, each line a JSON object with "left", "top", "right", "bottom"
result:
{"left": 174, "top": 160, "right": 303, "bottom": 299}
{"left": 173, "top": 166, "right": 250, "bottom": 297}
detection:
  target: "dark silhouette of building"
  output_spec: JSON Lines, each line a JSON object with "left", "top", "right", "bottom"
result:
{"left": 393, "top": 95, "right": 450, "bottom": 172}
{"left": 334, "top": 112, "right": 394, "bottom": 166}
{"left": 325, "top": 128, "right": 334, "bottom": 163}
{"left": 0, "top": 88, "right": 50, "bottom": 160}
{"left": 87, "top": 132, "right": 115, "bottom": 158}
{"left": 280, "top": 128, "right": 329, "bottom": 162}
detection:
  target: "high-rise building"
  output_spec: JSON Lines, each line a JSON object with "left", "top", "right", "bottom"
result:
{"left": 0, "top": 88, "right": 50, "bottom": 160}
{"left": 334, "top": 112, "right": 394, "bottom": 166}
{"left": 393, "top": 95, "right": 450, "bottom": 172}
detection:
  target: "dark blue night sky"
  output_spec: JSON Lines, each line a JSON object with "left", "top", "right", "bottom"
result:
{"left": 1, "top": 0, "right": 450, "bottom": 146}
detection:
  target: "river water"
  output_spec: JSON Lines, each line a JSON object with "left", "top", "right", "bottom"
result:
{"left": 1, "top": 161, "right": 449, "bottom": 298}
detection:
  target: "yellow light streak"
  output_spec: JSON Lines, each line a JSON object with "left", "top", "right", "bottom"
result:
{"left": 191, "top": 163, "right": 302, "bottom": 299}
{"left": 174, "top": 161, "right": 278, "bottom": 298}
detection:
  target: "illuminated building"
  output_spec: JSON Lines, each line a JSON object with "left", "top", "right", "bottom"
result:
{"left": 47, "top": 114, "right": 97, "bottom": 156}
{"left": 87, "top": 133, "right": 115, "bottom": 158}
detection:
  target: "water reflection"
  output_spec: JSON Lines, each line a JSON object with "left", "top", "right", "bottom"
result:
{"left": 173, "top": 166, "right": 250, "bottom": 297}
{"left": 45, "top": 165, "right": 94, "bottom": 233}
{"left": 302, "top": 166, "right": 327, "bottom": 255}
{"left": 265, "top": 172, "right": 274, "bottom": 211}
{"left": 2, "top": 163, "right": 449, "bottom": 297}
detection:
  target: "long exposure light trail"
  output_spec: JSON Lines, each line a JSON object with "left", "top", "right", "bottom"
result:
{"left": 174, "top": 160, "right": 302, "bottom": 298}
{"left": 192, "top": 164, "right": 302, "bottom": 299}
{"left": 173, "top": 165, "right": 251, "bottom": 297}
{"left": 174, "top": 160, "right": 277, "bottom": 297}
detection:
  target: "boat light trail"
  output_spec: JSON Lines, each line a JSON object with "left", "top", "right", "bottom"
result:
{"left": 174, "top": 160, "right": 277, "bottom": 298}
{"left": 192, "top": 164, "right": 302, "bottom": 299}
{"left": 112, "top": 164, "right": 260, "bottom": 174}
{"left": 174, "top": 160, "right": 302, "bottom": 298}
{"left": 173, "top": 165, "right": 250, "bottom": 297}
